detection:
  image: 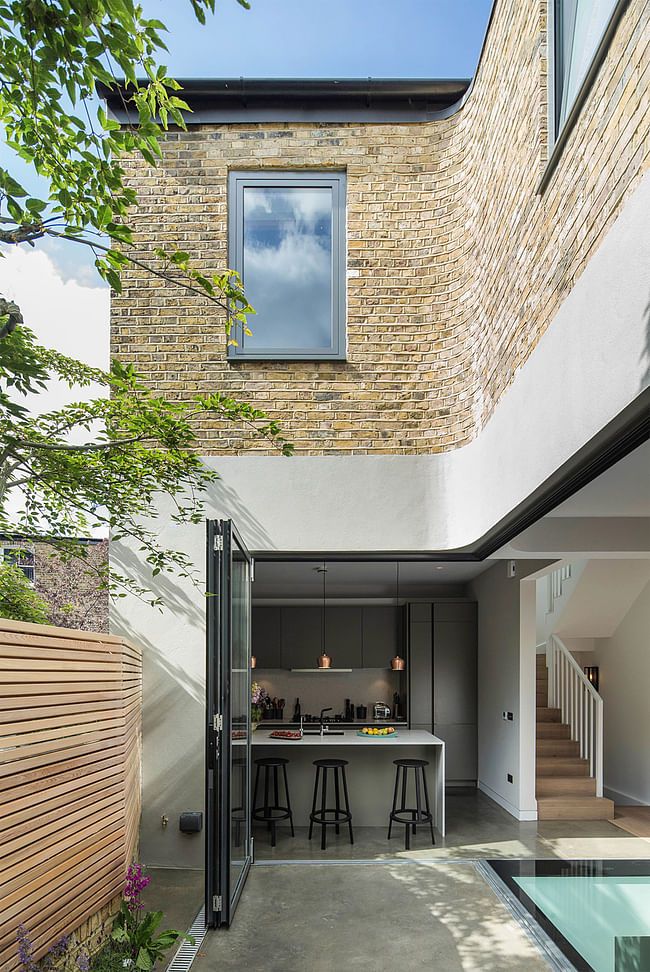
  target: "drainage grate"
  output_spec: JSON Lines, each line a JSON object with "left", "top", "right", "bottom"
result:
{"left": 165, "top": 907, "right": 207, "bottom": 972}
{"left": 252, "top": 856, "right": 521, "bottom": 866}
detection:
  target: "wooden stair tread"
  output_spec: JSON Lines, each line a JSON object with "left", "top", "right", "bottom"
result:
{"left": 537, "top": 796, "right": 614, "bottom": 820}
{"left": 535, "top": 662, "right": 606, "bottom": 819}
{"left": 536, "top": 776, "right": 596, "bottom": 796}
{"left": 536, "top": 738, "right": 580, "bottom": 755}
{"left": 537, "top": 756, "right": 590, "bottom": 775}
{"left": 536, "top": 722, "right": 570, "bottom": 739}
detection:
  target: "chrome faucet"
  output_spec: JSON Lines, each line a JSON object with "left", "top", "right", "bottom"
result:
{"left": 319, "top": 707, "right": 332, "bottom": 735}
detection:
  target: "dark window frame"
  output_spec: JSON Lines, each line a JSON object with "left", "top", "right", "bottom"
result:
{"left": 227, "top": 170, "right": 347, "bottom": 361}
{"left": 3, "top": 545, "right": 36, "bottom": 583}
{"left": 538, "top": 0, "right": 629, "bottom": 194}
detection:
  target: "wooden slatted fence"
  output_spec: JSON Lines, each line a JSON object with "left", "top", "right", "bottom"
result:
{"left": 0, "top": 618, "right": 142, "bottom": 970}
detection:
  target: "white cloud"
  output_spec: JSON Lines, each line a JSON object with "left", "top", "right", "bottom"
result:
{"left": 0, "top": 246, "right": 110, "bottom": 534}
{"left": 244, "top": 231, "right": 332, "bottom": 347}
{"left": 0, "top": 244, "right": 109, "bottom": 413}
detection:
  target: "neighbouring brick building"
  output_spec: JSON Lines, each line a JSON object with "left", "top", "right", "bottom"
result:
{"left": 103, "top": 0, "right": 649, "bottom": 904}
{"left": 1, "top": 538, "right": 109, "bottom": 632}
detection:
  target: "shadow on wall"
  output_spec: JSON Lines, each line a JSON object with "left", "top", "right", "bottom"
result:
{"left": 112, "top": 539, "right": 205, "bottom": 640}
{"left": 110, "top": 540, "right": 207, "bottom": 858}
{"left": 206, "top": 472, "right": 276, "bottom": 551}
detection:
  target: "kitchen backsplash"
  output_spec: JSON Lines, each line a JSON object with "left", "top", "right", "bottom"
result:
{"left": 253, "top": 668, "right": 406, "bottom": 720}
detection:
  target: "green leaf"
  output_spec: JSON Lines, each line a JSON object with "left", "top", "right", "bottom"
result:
{"left": 135, "top": 948, "right": 154, "bottom": 971}
{"left": 0, "top": 169, "right": 28, "bottom": 197}
{"left": 25, "top": 197, "right": 47, "bottom": 214}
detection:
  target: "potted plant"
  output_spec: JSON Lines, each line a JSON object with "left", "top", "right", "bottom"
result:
{"left": 251, "top": 681, "right": 264, "bottom": 730}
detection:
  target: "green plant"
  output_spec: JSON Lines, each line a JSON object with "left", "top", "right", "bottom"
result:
{"left": 0, "top": 325, "right": 292, "bottom": 607}
{"left": 110, "top": 863, "right": 193, "bottom": 971}
{"left": 0, "top": 560, "right": 50, "bottom": 622}
{"left": 88, "top": 942, "right": 130, "bottom": 972}
{"left": 0, "top": 0, "right": 295, "bottom": 608}
{"left": 111, "top": 901, "right": 192, "bottom": 971}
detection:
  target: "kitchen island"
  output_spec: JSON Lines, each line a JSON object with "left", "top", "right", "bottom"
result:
{"left": 252, "top": 729, "right": 445, "bottom": 835}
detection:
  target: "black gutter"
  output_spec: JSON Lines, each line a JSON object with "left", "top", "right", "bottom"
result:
{"left": 98, "top": 77, "right": 471, "bottom": 123}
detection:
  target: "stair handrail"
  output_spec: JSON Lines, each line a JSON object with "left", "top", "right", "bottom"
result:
{"left": 545, "top": 634, "right": 603, "bottom": 797}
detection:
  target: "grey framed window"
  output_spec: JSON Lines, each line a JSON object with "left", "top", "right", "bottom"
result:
{"left": 552, "top": 0, "right": 624, "bottom": 141}
{"left": 228, "top": 171, "right": 346, "bottom": 360}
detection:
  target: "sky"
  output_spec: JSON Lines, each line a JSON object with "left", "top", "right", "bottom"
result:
{"left": 0, "top": 0, "right": 493, "bottom": 377}
{"left": 141, "top": 0, "right": 492, "bottom": 80}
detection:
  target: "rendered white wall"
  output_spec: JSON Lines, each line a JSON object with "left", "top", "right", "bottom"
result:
{"left": 111, "top": 520, "right": 207, "bottom": 868}
{"left": 468, "top": 560, "right": 548, "bottom": 820}
{"left": 555, "top": 560, "right": 650, "bottom": 638}
{"left": 595, "top": 582, "right": 650, "bottom": 805}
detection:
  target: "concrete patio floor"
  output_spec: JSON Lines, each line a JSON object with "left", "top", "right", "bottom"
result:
{"left": 253, "top": 788, "right": 650, "bottom": 862}
{"left": 199, "top": 860, "right": 553, "bottom": 972}
{"left": 140, "top": 790, "right": 650, "bottom": 972}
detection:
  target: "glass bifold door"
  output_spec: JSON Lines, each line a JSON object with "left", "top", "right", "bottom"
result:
{"left": 205, "top": 519, "right": 253, "bottom": 927}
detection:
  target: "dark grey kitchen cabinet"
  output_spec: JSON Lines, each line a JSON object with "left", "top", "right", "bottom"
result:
{"left": 433, "top": 607, "right": 477, "bottom": 782}
{"left": 408, "top": 606, "right": 432, "bottom": 729}
{"left": 325, "top": 606, "right": 363, "bottom": 667}
{"left": 434, "top": 602, "right": 477, "bottom": 623}
{"left": 361, "top": 606, "right": 401, "bottom": 667}
{"left": 433, "top": 724, "right": 477, "bottom": 782}
{"left": 280, "top": 606, "right": 323, "bottom": 669}
{"left": 251, "top": 606, "right": 282, "bottom": 668}
{"left": 432, "top": 620, "right": 476, "bottom": 725}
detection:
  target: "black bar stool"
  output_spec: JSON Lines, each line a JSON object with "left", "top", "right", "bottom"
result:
{"left": 252, "top": 756, "right": 295, "bottom": 847}
{"left": 387, "top": 758, "right": 435, "bottom": 850}
{"left": 232, "top": 756, "right": 246, "bottom": 847}
{"left": 309, "top": 758, "right": 354, "bottom": 851}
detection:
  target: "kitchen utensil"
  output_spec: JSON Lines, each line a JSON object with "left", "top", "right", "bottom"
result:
{"left": 356, "top": 705, "right": 367, "bottom": 719}
{"left": 373, "top": 701, "right": 391, "bottom": 719}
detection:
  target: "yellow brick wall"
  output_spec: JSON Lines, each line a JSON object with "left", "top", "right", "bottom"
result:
{"left": 112, "top": 0, "right": 649, "bottom": 456}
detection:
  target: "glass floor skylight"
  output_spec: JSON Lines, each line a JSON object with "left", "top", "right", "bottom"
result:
{"left": 488, "top": 859, "right": 650, "bottom": 972}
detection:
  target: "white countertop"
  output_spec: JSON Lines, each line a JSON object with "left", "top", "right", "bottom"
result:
{"left": 252, "top": 729, "right": 444, "bottom": 747}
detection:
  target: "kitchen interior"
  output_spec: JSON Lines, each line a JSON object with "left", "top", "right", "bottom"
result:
{"left": 251, "top": 559, "right": 482, "bottom": 784}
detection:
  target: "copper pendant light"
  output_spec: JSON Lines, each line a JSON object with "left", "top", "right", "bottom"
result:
{"left": 390, "top": 561, "right": 406, "bottom": 670}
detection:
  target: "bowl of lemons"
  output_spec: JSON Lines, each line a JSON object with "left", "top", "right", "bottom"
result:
{"left": 357, "top": 726, "right": 397, "bottom": 737}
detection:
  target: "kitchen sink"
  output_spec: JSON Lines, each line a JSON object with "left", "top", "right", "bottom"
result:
{"left": 302, "top": 729, "right": 345, "bottom": 735}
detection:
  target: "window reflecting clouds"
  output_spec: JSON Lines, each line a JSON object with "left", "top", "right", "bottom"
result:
{"left": 243, "top": 186, "right": 333, "bottom": 349}
{"left": 229, "top": 171, "right": 345, "bottom": 359}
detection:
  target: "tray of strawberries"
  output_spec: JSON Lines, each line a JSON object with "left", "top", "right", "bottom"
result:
{"left": 269, "top": 730, "right": 302, "bottom": 740}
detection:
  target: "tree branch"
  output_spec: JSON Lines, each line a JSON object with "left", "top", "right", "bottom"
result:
{"left": 9, "top": 434, "right": 150, "bottom": 452}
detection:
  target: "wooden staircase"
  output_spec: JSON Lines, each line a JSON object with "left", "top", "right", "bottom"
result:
{"left": 536, "top": 654, "right": 614, "bottom": 819}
